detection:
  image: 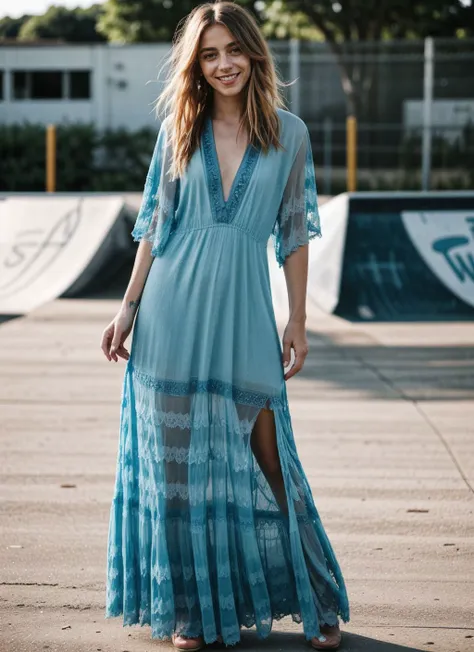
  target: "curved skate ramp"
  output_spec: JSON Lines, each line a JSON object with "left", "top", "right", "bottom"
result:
{"left": 269, "top": 191, "right": 474, "bottom": 322}
{"left": 0, "top": 195, "right": 133, "bottom": 316}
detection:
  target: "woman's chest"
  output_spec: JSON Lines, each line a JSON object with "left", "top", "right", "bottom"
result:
{"left": 175, "top": 132, "right": 292, "bottom": 240}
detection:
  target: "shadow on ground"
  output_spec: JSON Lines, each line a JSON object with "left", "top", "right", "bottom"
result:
{"left": 205, "top": 630, "right": 428, "bottom": 651}
{"left": 301, "top": 329, "right": 474, "bottom": 402}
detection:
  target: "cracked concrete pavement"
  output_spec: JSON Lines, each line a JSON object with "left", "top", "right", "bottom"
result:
{"left": 1, "top": 299, "right": 473, "bottom": 652}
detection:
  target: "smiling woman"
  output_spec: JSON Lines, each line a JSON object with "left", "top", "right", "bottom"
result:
{"left": 102, "top": 3, "right": 349, "bottom": 651}
{"left": 200, "top": 35, "right": 250, "bottom": 89}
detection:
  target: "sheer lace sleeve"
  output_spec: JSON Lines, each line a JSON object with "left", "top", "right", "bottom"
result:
{"left": 131, "top": 116, "right": 179, "bottom": 256}
{"left": 272, "top": 124, "right": 321, "bottom": 267}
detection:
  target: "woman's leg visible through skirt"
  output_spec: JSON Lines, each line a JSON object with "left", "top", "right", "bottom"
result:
{"left": 250, "top": 405, "right": 288, "bottom": 514}
{"left": 250, "top": 404, "right": 342, "bottom": 650}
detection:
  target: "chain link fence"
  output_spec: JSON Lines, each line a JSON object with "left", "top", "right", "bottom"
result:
{"left": 270, "top": 38, "right": 474, "bottom": 193}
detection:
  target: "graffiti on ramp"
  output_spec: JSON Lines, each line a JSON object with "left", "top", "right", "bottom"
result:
{"left": 0, "top": 196, "right": 128, "bottom": 315}
{"left": 401, "top": 211, "right": 474, "bottom": 309}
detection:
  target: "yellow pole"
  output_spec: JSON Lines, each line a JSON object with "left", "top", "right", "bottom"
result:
{"left": 346, "top": 116, "right": 357, "bottom": 192}
{"left": 46, "top": 124, "right": 56, "bottom": 192}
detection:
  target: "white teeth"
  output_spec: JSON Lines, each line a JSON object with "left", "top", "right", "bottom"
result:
{"left": 219, "top": 74, "right": 238, "bottom": 81}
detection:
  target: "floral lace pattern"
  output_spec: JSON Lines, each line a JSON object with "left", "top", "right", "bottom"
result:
{"left": 202, "top": 114, "right": 261, "bottom": 225}
{"left": 273, "top": 125, "right": 322, "bottom": 267}
{"left": 105, "top": 364, "right": 350, "bottom": 646}
{"left": 134, "top": 406, "right": 255, "bottom": 437}
{"left": 131, "top": 363, "right": 285, "bottom": 410}
{"left": 131, "top": 116, "right": 180, "bottom": 257}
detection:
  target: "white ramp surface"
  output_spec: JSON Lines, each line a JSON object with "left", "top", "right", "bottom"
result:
{"left": 269, "top": 193, "right": 349, "bottom": 327}
{"left": 0, "top": 196, "right": 126, "bottom": 315}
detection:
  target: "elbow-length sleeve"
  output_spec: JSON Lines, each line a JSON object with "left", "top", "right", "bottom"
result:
{"left": 272, "top": 124, "right": 321, "bottom": 267}
{"left": 131, "top": 117, "right": 179, "bottom": 256}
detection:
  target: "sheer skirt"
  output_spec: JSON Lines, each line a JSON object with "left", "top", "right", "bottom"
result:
{"left": 105, "top": 362, "right": 349, "bottom": 645}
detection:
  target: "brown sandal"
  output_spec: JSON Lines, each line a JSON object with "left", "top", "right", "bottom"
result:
{"left": 310, "top": 625, "right": 342, "bottom": 650}
{"left": 172, "top": 633, "right": 206, "bottom": 651}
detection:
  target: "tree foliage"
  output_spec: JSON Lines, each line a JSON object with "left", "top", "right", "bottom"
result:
{"left": 17, "top": 4, "right": 106, "bottom": 43}
{"left": 264, "top": 0, "right": 474, "bottom": 42}
{"left": 97, "top": 0, "right": 259, "bottom": 43}
{"left": 0, "top": 15, "right": 31, "bottom": 39}
{"left": 96, "top": 0, "right": 191, "bottom": 43}
{"left": 263, "top": 0, "right": 474, "bottom": 116}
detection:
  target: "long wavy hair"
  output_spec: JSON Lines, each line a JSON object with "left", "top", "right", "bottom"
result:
{"left": 154, "top": 1, "right": 289, "bottom": 180}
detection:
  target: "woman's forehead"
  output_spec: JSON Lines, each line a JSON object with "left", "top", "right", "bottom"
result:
{"left": 199, "top": 23, "right": 237, "bottom": 51}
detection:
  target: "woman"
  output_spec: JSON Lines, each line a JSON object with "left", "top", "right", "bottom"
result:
{"left": 102, "top": 2, "right": 349, "bottom": 650}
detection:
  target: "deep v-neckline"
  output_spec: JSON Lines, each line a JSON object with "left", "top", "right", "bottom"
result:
{"left": 202, "top": 114, "right": 261, "bottom": 225}
{"left": 207, "top": 115, "right": 251, "bottom": 205}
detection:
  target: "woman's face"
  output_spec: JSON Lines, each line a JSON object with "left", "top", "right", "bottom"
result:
{"left": 198, "top": 24, "right": 251, "bottom": 98}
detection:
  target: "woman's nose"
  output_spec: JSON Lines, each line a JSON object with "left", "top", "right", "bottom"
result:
{"left": 218, "top": 54, "right": 232, "bottom": 70}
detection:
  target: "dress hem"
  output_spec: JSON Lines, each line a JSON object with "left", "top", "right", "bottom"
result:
{"left": 105, "top": 363, "right": 350, "bottom": 646}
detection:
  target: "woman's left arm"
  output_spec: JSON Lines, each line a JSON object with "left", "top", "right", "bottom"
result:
{"left": 272, "top": 121, "right": 321, "bottom": 380}
{"left": 281, "top": 243, "right": 309, "bottom": 380}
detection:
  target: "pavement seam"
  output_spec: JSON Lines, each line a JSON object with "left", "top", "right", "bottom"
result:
{"left": 413, "top": 403, "right": 474, "bottom": 496}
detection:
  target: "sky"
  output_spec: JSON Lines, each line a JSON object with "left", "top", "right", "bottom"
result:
{"left": 1, "top": 0, "right": 472, "bottom": 20}
{"left": 0, "top": 0, "right": 102, "bottom": 19}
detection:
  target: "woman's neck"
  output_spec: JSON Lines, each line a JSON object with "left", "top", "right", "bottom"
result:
{"left": 210, "top": 93, "right": 245, "bottom": 122}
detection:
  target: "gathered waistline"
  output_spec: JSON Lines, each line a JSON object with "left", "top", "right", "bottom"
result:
{"left": 172, "top": 222, "right": 267, "bottom": 244}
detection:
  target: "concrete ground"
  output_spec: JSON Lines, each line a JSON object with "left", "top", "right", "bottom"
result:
{"left": 0, "top": 299, "right": 473, "bottom": 652}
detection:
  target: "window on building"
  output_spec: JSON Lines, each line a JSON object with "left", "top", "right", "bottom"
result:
{"left": 13, "top": 71, "right": 28, "bottom": 100}
{"left": 31, "top": 71, "right": 63, "bottom": 99}
{"left": 13, "top": 70, "right": 63, "bottom": 100}
{"left": 70, "top": 70, "right": 91, "bottom": 100}
{"left": 11, "top": 69, "right": 91, "bottom": 100}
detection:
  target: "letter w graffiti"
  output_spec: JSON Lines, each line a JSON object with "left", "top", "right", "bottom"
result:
{"left": 432, "top": 218, "right": 474, "bottom": 283}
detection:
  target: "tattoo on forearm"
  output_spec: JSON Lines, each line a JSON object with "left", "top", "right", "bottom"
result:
{"left": 128, "top": 299, "right": 140, "bottom": 311}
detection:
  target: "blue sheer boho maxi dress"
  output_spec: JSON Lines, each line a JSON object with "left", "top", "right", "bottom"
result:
{"left": 105, "top": 107, "right": 350, "bottom": 645}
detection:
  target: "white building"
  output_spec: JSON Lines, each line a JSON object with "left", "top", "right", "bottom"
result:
{"left": 0, "top": 43, "right": 171, "bottom": 130}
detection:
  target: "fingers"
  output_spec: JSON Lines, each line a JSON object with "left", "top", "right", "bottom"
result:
{"left": 110, "top": 337, "right": 120, "bottom": 362}
{"left": 283, "top": 342, "right": 308, "bottom": 381}
{"left": 282, "top": 337, "right": 292, "bottom": 368}
{"left": 101, "top": 325, "right": 113, "bottom": 361}
{"left": 110, "top": 319, "right": 127, "bottom": 362}
{"left": 101, "top": 323, "right": 128, "bottom": 362}
{"left": 115, "top": 344, "right": 130, "bottom": 361}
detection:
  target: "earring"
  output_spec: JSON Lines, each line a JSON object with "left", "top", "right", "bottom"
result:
{"left": 198, "top": 74, "right": 208, "bottom": 97}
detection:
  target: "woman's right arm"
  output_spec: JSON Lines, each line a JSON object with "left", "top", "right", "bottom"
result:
{"left": 100, "top": 239, "right": 154, "bottom": 362}
{"left": 101, "top": 117, "right": 173, "bottom": 361}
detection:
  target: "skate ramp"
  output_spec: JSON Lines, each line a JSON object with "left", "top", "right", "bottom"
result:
{"left": 0, "top": 196, "right": 133, "bottom": 316}
{"left": 269, "top": 191, "right": 474, "bottom": 323}
{"left": 268, "top": 194, "right": 349, "bottom": 327}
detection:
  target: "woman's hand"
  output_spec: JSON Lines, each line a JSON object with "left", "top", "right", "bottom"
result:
{"left": 101, "top": 306, "right": 136, "bottom": 362}
{"left": 282, "top": 318, "right": 309, "bottom": 381}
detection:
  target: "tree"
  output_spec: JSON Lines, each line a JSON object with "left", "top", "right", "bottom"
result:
{"left": 262, "top": 0, "right": 474, "bottom": 117}
{"left": 0, "top": 15, "right": 31, "bottom": 39}
{"left": 18, "top": 4, "right": 106, "bottom": 43}
{"left": 97, "top": 0, "right": 192, "bottom": 42}
{"left": 97, "top": 0, "right": 260, "bottom": 43}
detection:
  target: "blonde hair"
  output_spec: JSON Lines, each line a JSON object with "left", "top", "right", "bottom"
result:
{"left": 154, "top": 1, "right": 288, "bottom": 180}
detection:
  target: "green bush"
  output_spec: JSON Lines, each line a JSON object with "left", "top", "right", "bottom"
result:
{"left": 0, "top": 123, "right": 47, "bottom": 190}
{"left": 0, "top": 122, "right": 158, "bottom": 192}
{"left": 1, "top": 121, "right": 472, "bottom": 193}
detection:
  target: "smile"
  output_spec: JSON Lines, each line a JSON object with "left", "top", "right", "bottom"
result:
{"left": 217, "top": 72, "right": 240, "bottom": 83}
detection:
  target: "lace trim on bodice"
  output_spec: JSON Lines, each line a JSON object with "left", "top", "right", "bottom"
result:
{"left": 202, "top": 115, "right": 261, "bottom": 225}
